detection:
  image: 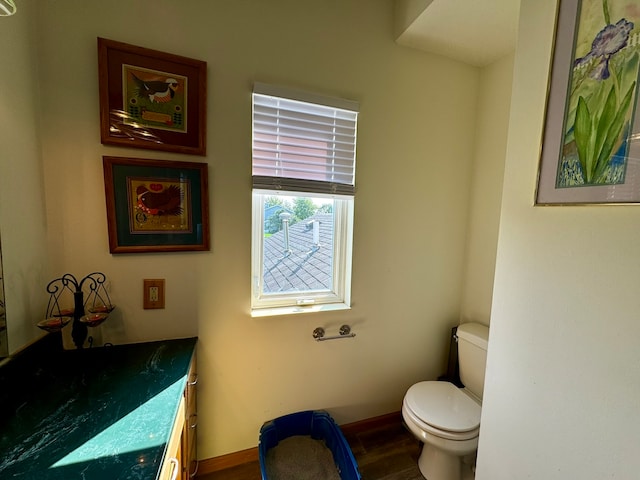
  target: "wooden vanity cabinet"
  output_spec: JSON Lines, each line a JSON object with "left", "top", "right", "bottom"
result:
{"left": 159, "top": 398, "right": 185, "bottom": 480}
{"left": 183, "top": 354, "right": 198, "bottom": 478}
{"left": 159, "top": 353, "right": 198, "bottom": 480}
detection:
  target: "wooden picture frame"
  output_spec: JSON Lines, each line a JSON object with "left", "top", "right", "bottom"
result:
{"left": 98, "top": 38, "right": 207, "bottom": 156}
{"left": 103, "top": 156, "right": 210, "bottom": 253}
{"left": 536, "top": 0, "right": 640, "bottom": 205}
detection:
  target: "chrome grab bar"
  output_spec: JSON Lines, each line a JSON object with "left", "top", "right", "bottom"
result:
{"left": 313, "top": 325, "right": 356, "bottom": 341}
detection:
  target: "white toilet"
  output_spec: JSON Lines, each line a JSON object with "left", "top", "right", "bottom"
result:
{"left": 402, "top": 322, "right": 489, "bottom": 480}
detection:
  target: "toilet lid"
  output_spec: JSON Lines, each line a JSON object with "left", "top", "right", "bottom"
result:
{"left": 405, "top": 381, "right": 481, "bottom": 433}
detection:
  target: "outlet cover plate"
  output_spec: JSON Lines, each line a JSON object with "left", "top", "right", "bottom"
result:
{"left": 143, "top": 279, "right": 165, "bottom": 309}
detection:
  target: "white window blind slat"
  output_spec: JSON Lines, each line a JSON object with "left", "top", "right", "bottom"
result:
{"left": 252, "top": 144, "right": 356, "bottom": 161}
{"left": 253, "top": 129, "right": 356, "bottom": 147}
{"left": 252, "top": 161, "right": 354, "bottom": 177}
{"left": 253, "top": 122, "right": 356, "bottom": 146}
{"left": 253, "top": 166, "right": 354, "bottom": 182}
{"left": 253, "top": 119, "right": 356, "bottom": 137}
{"left": 253, "top": 160, "right": 355, "bottom": 175}
{"left": 252, "top": 176, "right": 355, "bottom": 195}
{"left": 253, "top": 107, "right": 357, "bottom": 127}
{"left": 252, "top": 87, "right": 358, "bottom": 194}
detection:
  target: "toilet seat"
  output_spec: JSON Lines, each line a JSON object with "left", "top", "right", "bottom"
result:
{"left": 404, "top": 381, "right": 481, "bottom": 440}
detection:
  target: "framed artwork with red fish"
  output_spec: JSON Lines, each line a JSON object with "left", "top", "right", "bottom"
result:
{"left": 103, "top": 156, "right": 209, "bottom": 253}
{"left": 98, "top": 38, "right": 206, "bottom": 156}
{"left": 536, "top": 0, "right": 640, "bottom": 204}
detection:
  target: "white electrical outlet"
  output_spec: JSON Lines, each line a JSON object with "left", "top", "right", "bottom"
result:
{"left": 143, "top": 279, "right": 165, "bottom": 309}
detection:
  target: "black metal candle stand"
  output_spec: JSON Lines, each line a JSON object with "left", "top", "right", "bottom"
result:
{"left": 39, "top": 272, "right": 115, "bottom": 349}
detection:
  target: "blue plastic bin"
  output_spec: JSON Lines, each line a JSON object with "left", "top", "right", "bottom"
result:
{"left": 258, "top": 410, "right": 362, "bottom": 480}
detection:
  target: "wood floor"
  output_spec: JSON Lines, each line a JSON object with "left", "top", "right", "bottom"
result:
{"left": 196, "top": 413, "right": 425, "bottom": 480}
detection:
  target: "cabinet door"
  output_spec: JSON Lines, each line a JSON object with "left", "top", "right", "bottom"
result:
{"left": 183, "top": 354, "right": 198, "bottom": 479}
{"left": 160, "top": 397, "right": 186, "bottom": 480}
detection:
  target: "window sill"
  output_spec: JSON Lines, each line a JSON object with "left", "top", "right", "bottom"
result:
{"left": 251, "top": 302, "right": 351, "bottom": 318}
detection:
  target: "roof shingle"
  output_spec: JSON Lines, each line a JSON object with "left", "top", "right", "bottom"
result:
{"left": 262, "top": 213, "right": 333, "bottom": 293}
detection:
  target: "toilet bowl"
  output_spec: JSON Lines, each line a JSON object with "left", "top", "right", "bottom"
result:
{"left": 402, "top": 323, "right": 489, "bottom": 480}
{"left": 402, "top": 381, "right": 481, "bottom": 479}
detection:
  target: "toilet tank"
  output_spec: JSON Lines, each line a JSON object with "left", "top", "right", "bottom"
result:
{"left": 456, "top": 322, "right": 489, "bottom": 401}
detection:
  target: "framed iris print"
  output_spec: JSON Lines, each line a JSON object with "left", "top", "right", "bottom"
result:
{"left": 103, "top": 156, "right": 209, "bottom": 253}
{"left": 536, "top": 0, "right": 640, "bottom": 204}
{"left": 98, "top": 37, "right": 207, "bottom": 156}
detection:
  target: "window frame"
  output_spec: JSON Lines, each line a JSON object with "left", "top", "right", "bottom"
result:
{"left": 250, "top": 85, "right": 357, "bottom": 317}
{"left": 251, "top": 189, "right": 353, "bottom": 317}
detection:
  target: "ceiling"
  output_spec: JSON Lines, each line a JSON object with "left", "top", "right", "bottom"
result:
{"left": 395, "top": 0, "right": 520, "bottom": 67}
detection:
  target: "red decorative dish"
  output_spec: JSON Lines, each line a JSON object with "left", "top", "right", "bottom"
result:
{"left": 88, "top": 304, "right": 116, "bottom": 314}
{"left": 80, "top": 313, "right": 108, "bottom": 327}
{"left": 37, "top": 317, "right": 72, "bottom": 333}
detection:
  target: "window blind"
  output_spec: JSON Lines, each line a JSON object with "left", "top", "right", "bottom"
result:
{"left": 252, "top": 84, "right": 358, "bottom": 195}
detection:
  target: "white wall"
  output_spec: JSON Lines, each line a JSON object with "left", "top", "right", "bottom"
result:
{"left": 394, "top": 0, "right": 434, "bottom": 38}
{"left": 0, "top": 1, "right": 49, "bottom": 354}
{"left": 459, "top": 53, "right": 513, "bottom": 326}
{"left": 477, "top": 0, "right": 640, "bottom": 478}
{"left": 31, "top": 0, "right": 480, "bottom": 458}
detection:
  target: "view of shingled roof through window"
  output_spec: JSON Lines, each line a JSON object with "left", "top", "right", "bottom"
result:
{"left": 262, "top": 213, "right": 333, "bottom": 293}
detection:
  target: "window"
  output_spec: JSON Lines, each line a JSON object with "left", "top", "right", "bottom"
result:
{"left": 251, "top": 83, "right": 358, "bottom": 316}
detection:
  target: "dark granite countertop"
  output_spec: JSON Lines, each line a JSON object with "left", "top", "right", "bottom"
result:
{"left": 0, "top": 335, "right": 197, "bottom": 479}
